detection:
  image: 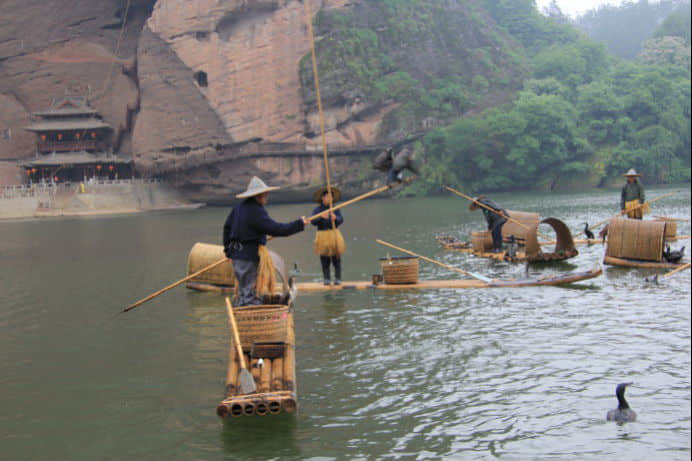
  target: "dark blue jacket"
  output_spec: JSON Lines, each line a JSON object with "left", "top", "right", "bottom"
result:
{"left": 311, "top": 204, "right": 344, "bottom": 231}
{"left": 223, "top": 198, "right": 304, "bottom": 261}
{"left": 478, "top": 198, "right": 507, "bottom": 229}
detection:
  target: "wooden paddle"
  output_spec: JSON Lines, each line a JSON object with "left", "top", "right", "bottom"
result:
{"left": 663, "top": 262, "right": 691, "bottom": 278}
{"left": 123, "top": 258, "right": 228, "bottom": 312}
{"left": 376, "top": 239, "right": 493, "bottom": 283}
{"left": 225, "top": 297, "right": 256, "bottom": 394}
{"left": 444, "top": 185, "right": 553, "bottom": 241}
{"left": 589, "top": 191, "right": 680, "bottom": 230}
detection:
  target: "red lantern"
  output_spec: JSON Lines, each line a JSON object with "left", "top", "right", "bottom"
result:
{"left": 96, "top": 164, "right": 102, "bottom": 171}
{"left": 26, "top": 169, "right": 31, "bottom": 176}
{"left": 31, "top": 168, "right": 37, "bottom": 173}
{"left": 54, "top": 176, "right": 58, "bottom": 182}
{"left": 57, "top": 133, "right": 63, "bottom": 141}
{"left": 108, "top": 165, "right": 114, "bottom": 171}
{"left": 74, "top": 133, "right": 80, "bottom": 140}
{"left": 91, "top": 132, "right": 97, "bottom": 139}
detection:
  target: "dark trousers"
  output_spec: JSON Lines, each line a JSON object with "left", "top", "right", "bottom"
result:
{"left": 320, "top": 256, "right": 342, "bottom": 281}
{"left": 490, "top": 218, "right": 506, "bottom": 251}
{"left": 232, "top": 258, "right": 263, "bottom": 306}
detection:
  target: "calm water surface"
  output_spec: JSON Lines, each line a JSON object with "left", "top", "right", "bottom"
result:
{"left": 1, "top": 186, "right": 690, "bottom": 460}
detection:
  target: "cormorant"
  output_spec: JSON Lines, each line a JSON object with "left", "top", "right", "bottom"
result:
{"left": 606, "top": 382, "right": 637, "bottom": 422}
{"left": 583, "top": 222, "right": 595, "bottom": 240}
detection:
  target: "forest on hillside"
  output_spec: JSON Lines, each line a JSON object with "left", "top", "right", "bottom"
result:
{"left": 306, "top": 0, "right": 691, "bottom": 193}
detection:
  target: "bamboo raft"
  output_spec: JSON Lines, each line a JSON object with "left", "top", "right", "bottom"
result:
{"left": 217, "top": 306, "right": 297, "bottom": 418}
{"left": 296, "top": 266, "right": 602, "bottom": 291}
{"left": 436, "top": 217, "right": 579, "bottom": 263}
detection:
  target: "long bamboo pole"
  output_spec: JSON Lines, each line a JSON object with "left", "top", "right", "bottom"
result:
{"left": 304, "top": 0, "right": 336, "bottom": 229}
{"left": 654, "top": 216, "right": 690, "bottom": 223}
{"left": 123, "top": 258, "right": 228, "bottom": 312}
{"left": 663, "top": 262, "right": 691, "bottom": 278}
{"left": 444, "top": 185, "right": 552, "bottom": 241}
{"left": 376, "top": 239, "right": 492, "bottom": 282}
{"left": 590, "top": 191, "right": 680, "bottom": 230}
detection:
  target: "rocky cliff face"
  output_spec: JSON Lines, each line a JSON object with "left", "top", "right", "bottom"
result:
{"left": 1, "top": 0, "right": 524, "bottom": 202}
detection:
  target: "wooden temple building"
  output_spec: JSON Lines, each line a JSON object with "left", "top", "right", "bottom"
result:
{"left": 21, "top": 95, "right": 132, "bottom": 183}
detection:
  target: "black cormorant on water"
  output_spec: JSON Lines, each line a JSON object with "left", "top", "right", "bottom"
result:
{"left": 607, "top": 382, "right": 637, "bottom": 422}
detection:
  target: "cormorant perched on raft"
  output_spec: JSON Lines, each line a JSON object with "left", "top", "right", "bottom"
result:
{"left": 582, "top": 223, "right": 595, "bottom": 240}
{"left": 373, "top": 145, "right": 419, "bottom": 185}
{"left": 663, "top": 245, "right": 685, "bottom": 263}
{"left": 607, "top": 383, "right": 637, "bottom": 422}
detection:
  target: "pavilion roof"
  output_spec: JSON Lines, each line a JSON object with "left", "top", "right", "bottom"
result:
{"left": 24, "top": 119, "right": 112, "bottom": 132}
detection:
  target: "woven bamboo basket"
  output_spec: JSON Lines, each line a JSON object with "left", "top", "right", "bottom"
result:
{"left": 471, "top": 231, "right": 493, "bottom": 253}
{"left": 379, "top": 256, "right": 419, "bottom": 284}
{"left": 234, "top": 305, "right": 290, "bottom": 350}
{"left": 187, "top": 242, "right": 235, "bottom": 286}
{"left": 606, "top": 218, "right": 665, "bottom": 262}
{"left": 502, "top": 210, "right": 539, "bottom": 242}
{"left": 654, "top": 218, "right": 678, "bottom": 241}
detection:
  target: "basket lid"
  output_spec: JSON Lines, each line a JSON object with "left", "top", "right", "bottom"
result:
{"left": 378, "top": 255, "right": 418, "bottom": 261}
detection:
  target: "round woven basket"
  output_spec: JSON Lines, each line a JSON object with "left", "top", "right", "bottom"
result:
{"left": 471, "top": 231, "right": 493, "bottom": 253}
{"left": 234, "top": 305, "right": 289, "bottom": 350}
{"left": 380, "top": 256, "right": 419, "bottom": 284}
{"left": 187, "top": 242, "right": 235, "bottom": 286}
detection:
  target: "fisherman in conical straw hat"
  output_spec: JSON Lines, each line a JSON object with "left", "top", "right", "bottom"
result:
{"left": 620, "top": 168, "right": 647, "bottom": 219}
{"left": 311, "top": 186, "right": 345, "bottom": 285}
{"left": 469, "top": 195, "right": 509, "bottom": 253}
{"left": 223, "top": 176, "right": 308, "bottom": 306}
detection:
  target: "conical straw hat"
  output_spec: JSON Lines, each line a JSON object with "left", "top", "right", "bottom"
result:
{"left": 623, "top": 168, "right": 641, "bottom": 177}
{"left": 312, "top": 185, "right": 341, "bottom": 203}
{"left": 236, "top": 176, "right": 280, "bottom": 198}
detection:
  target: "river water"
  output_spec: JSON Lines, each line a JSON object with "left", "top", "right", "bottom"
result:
{"left": 1, "top": 186, "right": 690, "bottom": 460}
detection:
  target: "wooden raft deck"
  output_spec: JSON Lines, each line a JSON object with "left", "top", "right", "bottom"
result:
{"left": 296, "top": 267, "right": 602, "bottom": 291}
{"left": 216, "top": 312, "right": 297, "bottom": 418}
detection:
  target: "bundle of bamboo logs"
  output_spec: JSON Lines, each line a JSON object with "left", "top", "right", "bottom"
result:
{"left": 216, "top": 311, "right": 297, "bottom": 418}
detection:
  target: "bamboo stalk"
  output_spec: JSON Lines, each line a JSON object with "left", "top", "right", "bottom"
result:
{"left": 445, "top": 185, "right": 552, "bottom": 240}
{"left": 304, "top": 0, "right": 336, "bottom": 230}
{"left": 590, "top": 191, "right": 680, "bottom": 230}
{"left": 282, "top": 314, "right": 296, "bottom": 392}
{"left": 271, "top": 357, "right": 284, "bottom": 391}
{"left": 376, "top": 239, "right": 492, "bottom": 282}
{"left": 123, "top": 257, "right": 228, "bottom": 312}
{"left": 259, "top": 359, "right": 272, "bottom": 393}
{"left": 663, "top": 262, "right": 691, "bottom": 278}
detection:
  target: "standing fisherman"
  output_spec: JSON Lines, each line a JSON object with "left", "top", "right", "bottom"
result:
{"left": 620, "top": 169, "right": 647, "bottom": 219}
{"left": 469, "top": 196, "right": 509, "bottom": 253}
{"left": 311, "top": 186, "right": 345, "bottom": 285}
{"left": 223, "top": 177, "right": 308, "bottom": 306}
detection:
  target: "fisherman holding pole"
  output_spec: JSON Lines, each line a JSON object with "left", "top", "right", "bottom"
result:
{"left": 311, "top": 186, "right": 345, "bottom": 286}
{"left": 469, "top": 196, "right": 509, "bottom": 253}
{"left": 223, "top": 176, "right": 309, "bottom": 306}
{"left": 620, "top": 169, "right": 647, "bottom": 219}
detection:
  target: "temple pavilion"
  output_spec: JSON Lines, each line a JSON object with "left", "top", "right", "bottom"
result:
{"left": 21, "top": 95, "right": 132, "bottom": 183}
